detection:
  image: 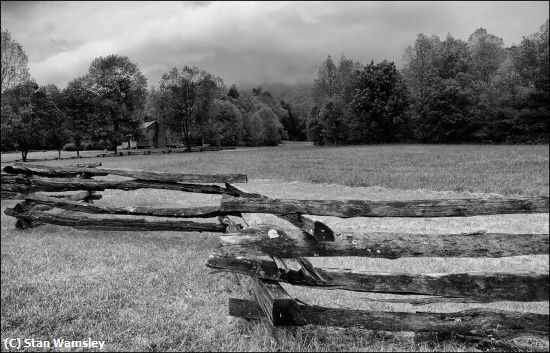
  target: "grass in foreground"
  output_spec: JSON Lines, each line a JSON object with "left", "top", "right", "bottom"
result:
{"left": 2, "top": 203, "right": 486, "bottom": 352}
{"left": 1, "top": 143, "right": 549, "bottom": 351}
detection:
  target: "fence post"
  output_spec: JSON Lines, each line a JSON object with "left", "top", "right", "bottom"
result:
{"left": 251, "top": 278, "right": 300, "bottom": 326}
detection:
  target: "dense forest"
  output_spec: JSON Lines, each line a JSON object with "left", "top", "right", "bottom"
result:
{"left": 1, "top": 20, "right": 548, "bottom": 160}
{"left": 305, "top": 21, "right": 549, "bottom": 145}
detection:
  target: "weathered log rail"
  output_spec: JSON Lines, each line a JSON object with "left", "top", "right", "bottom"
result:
{"left": 207, "top": 185, "right": 549, "bottom": 348}
{"left": 229, "top": 298, "right": 549, "bottom": 341}
{"left": 2, "top": 163, "right": 548, "bottom": 348}
{"left": 18, "top": 193, "right": 223, "bottom": 218}
{"left": 1, "top": 163, "right": 247, "bottom": 232}
{"left": 220, "top": 194, "right": 549, "bottom": 217}
{"left": 1, "top": 174, "right": 240, "bottom": 195}
{"left": 217, "top": 226, "right": 549, "bottom": 258}
{"left": 4, "top": 207, "right": 225, "bottom": 232}
{"left": 207, "top": 255, "right": 549, "bottom": 302}
{"left": 4, "top": 163, "right": 247, "bottom": 183}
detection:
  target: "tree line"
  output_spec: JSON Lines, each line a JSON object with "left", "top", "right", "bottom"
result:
{"left": 1, "top": 29, "right": 297, "bottom": 161}
{"left": 2, "top": 21, "right": 548, "bottom": 161}
{"left": 306, "top": 20, "right": 549, "bottom": 145}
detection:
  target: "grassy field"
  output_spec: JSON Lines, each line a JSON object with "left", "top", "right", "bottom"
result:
{"left": 1, "top": 142, "right": 549, "bottom": 352}
{"left": 2, "top": 142, "right": 549, "bottom": 195}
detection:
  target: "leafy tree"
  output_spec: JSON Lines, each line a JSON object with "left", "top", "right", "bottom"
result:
{"left": 312, "top": 54, "right": 361, "bottom": 105}
{"left": 196, "top": 72, "right": 225, "bottom": 142}
{"left": 510, "top": 19, "right": 549, "bottom": 142}
{"left": 85, "top": 54, "right": 147, "bottom": 154}
{"left": 243, "top": 109, "right": 265, "bottom": 146}
{"left": 1, "top": 28, "right": 31, "bottom": 93}
{"left": 513, "top": 19, "right": 549, "bottom": 92}
{"left": 2, "top": 82, "right": 70, "bottom": 159}
{"left": 63, "top": 77, "right": 97, "bottom": 157}
{"left": 486, "top": 58, "right": 527, "bottom": 107}
{"left": 402, "top": 33, "right": 489, "bottom": 143}
{"left": 308, "top": 54, "right": 364, "bottom": 145}
{"left": 472, "top": 20, "right": 549, "bottom": 143}
{"left": 467, "top": 28, "right": 507, "bottom": 83}
{"left": 318, "top": 98, "right": 350, "bottom": 145}
{"left": 1, "top": 81, "right": 45, "bottom": 161}
{"left": 312, "top": 55, "right": 338, "bottom": 106}
{"left": 435, "top": 35, "right": 471, "bottom": 80}
{"left": 156, "top": 66, "right": 222, "bottom": 149}
{"left": 351, "top": 60, "right": 409, "bottom": 143}
{"left": 1, "top": 104, "right": 17, "bottom": 151}
{"left": 39, "top": 84, "right": 71, "bottom": 159}
{"left": 336, "top": 54, "right": 363, "bottom": 105}
{"left": 416, "top": 74, "right": 482, "bottom": 142}
{"left": 228, "top": 84, "right": 240, "bottom": 99}
{"left": 236, "top": 90, "right": 262, "bottom": 114}
{"left": 257, "top": 90, "right": 285, "bottom": 117}
{"left": 231, "top": 89, "right": 286, "bottom": 147}
{"left": 402, "top": 34, "right": 441, "bottom": 121}
{"left": 205, "top": 99, "right": 243, "bottom": 146}
{"left": 258, "top": 106, "right": 282, "bottom": 146}
{"left": 306, "top": 106, "right": 323, "bottom": 145}
{"left": 239, "top": 96, "right": 282, "bottom": 147}
{"left": 255, "top": 89, "right": 287, "bottom": 137}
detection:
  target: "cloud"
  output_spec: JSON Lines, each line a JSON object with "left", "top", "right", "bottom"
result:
{"left": 1, "top": 1, "right": 548, "bottom": 88}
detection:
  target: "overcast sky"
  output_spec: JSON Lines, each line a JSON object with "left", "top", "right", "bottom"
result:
{"left": 2, "top": 1, "right": 548, "bottom": 89}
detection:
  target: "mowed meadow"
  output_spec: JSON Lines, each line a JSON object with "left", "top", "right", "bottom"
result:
{"left": 1, "top": 142, "right": 549, "bottom": 352}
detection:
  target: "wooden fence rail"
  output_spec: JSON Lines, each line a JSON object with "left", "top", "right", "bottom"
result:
{"left": 18, "top": 193, "right": 224, "bottom": 218}
{"left": 4, "top": 163, "right": 247, "bottom": 183}
{"left": 1, "top": 174, "right": 239, "bottom": 195}
{"left": 212, "top": 187, "right": 549, "bottom": 348}
{"left": 1, "top": 163, "right": 247, "bottom": 231}
{"left": 218, "top": 226, "right": 549, "bottom": 258}
{"left": 229, "top": 298, "right": 549, "bottom": 341}
{"left": 220, "top": 194, "right": 549, "bottom": 217}
{"left": 1, "top": 162, "right": 548, "bottom": 348}
{"left": 206, "top": 255, "right": 549, "bottom": 302}
{"left": 4, "top": 207, "right": 226, "bottom": 232}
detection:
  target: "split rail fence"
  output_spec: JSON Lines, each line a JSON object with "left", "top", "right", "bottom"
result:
{"left": 96, "top": 145, "right": 233, "bottom": 158}
{"left": 1, "top": 162, "right": 549, "bottom": 348}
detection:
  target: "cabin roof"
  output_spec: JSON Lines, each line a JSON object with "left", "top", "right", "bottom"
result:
{"left": 141, "top": 121, "right": 156, "bottom": 129}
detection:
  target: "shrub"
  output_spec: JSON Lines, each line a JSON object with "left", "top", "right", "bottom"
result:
{"left": 204, "top": 99, "right": 243, "bottom": 146}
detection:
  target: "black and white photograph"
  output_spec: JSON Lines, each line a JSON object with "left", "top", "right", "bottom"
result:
{"left": 1, "top": 1, "right": 549, "bottom": 351}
